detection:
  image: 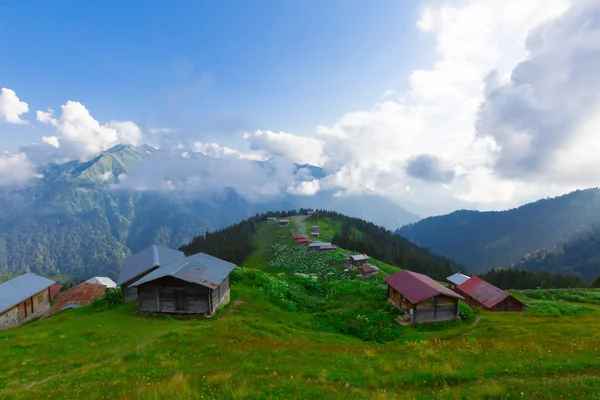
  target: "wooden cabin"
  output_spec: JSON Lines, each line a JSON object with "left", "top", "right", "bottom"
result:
{"left": 456, "top": 276, "right": 525, "bottom": 312}
{"left": 446, "top": 272, "right": 470, "bottom": 291}
{"left": 348, "top": 254, "right": 369, "bottom": 269}
{"left": 0, "top": 273, "right": 55, "bottom": 329}
{"left": 117, "top": 245, "right": 186, "bottom": 302}
{"left": 310, "top": 225, "right": 320, "bottom": 237}
{"left": 385, "top": 270, "right": 464, "bottom": 323}
{"left": 359, "top": 265, "right": 379, "bottom": 278}
{"left": 309, "top": 242, "right": 337, "bottom": 252}
{"left": 130, "top": 252, "right": 236, "bottom": 316}
{"left": 279, "top": 219, "right": 290, "bottom": 227}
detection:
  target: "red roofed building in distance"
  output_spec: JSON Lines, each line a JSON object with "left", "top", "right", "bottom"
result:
{"left": 295, "top": 237, "right": 309, "bottom": 245}
{"left": 385, "top": 270, "right": 464, "bottom": 323}
{"left": 49, "top": 284, "right": 63, "bottom": 300}
{"left": 45, "top": 283, "right": 108, "bottom": 318}
{"left": 456, "top": 276, "right": 524, "bottom": 312}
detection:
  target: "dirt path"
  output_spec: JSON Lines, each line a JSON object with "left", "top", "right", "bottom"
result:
{"left": 470, "top": 315, "right": 481, "bottom": 327}
{"left": 294, "top": 215, "right": 308, "bottom": 235}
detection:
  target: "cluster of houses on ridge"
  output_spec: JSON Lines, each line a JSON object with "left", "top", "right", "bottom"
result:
{"left": 384, "top": 270, "right": 525, "bottom": 323}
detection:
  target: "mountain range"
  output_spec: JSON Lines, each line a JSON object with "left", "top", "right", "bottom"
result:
{"left": 398, "top": 188, "right": 600, "bottom": 279}
{"left": 0, "top": 144, "right": 418, "bottom": 277}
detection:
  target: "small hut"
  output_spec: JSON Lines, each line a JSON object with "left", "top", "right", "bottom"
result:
{"left": 310, "top": 226, "right": 320, "bottom": 237}
{"left": 456, "top": 276, "right": 525, "bottom": 312}
{"left": 130, "top": 252, "right": 236, "bottom": 316}
{"left": 0, "top": 273, "right": 55, "bottom": 329}
{"left": 359, "top": 265, "right": 380, "bottom": 278}
{"left": 348, "top": 254, "right": 369, "bottom": 269}
{"left": 266, "top": 217, "right": 278, "bottom": 222}
{"left": 385, "top": 270, "right": 464, "bottom": 323}
{"left": 279, "top": 218, "right": 290, "bottom": 227}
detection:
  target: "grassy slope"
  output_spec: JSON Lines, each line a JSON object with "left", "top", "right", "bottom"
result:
{"left": 2, "top": 216, "right": 600, "bottom": 399}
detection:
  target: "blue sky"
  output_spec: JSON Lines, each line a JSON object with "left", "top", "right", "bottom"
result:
{"left": 0, "top": 0, "right": 427, "bottom": 150}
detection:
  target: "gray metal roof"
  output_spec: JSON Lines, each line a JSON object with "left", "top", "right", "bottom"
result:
{"left": 447, "top": 273, "right": 471, "bottom": 286}
{"left": 311, "top": 226, "right": 319, "bottom": 229}
{"left": 350, "top": 254, "right": 369, "bottom": 261}
{"left": 117, "top": 245, "right": 185, "bottom": 285}
{"left": 309, "top": 241, "right": 331, "bottom": 247}
{"left": 130, "top": 252, "right": 236, "bottom": 289}
{"left": 0, "top": 273, "right": 55, "bottom": 314}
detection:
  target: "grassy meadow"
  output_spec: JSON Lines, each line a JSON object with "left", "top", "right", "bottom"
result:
{"left": 2, "top": 216, "right": 600, "bottom": 399}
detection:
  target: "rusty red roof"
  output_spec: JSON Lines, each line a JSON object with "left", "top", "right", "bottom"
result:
{"left": 457, "top": 276, "right": 513, "bottom": 309}
{"left": 49, "top": 284, "right": 63, "bottom": 300}
{"left": 45, "top": 283, "right": 107, "bottom": 317}
{"left": 359, "top": 265, "right": 378, "bottom": 274}
{"left": 385, "top": 270, "right": 463, "bottom": 304}
{"left": 296, "top": 238, "right": 309, "bottom": 243}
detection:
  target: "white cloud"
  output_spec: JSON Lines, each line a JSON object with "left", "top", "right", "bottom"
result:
{"left": 149, "top": 127, "right": 178, "bottom": 134}
{"left": 99, "top": 171, "right": 113, "bottom": 182}
{"left": 287, "top": 179, "right": 320, "bottom": 196}
{"left": 193, "top": 141, "right": 266, "bottom": 161}
{"left": 243, "top": 130, "right": 326, "bottom": 166}
{"left": 0, "top": 152, "right": 36, "bottom": 185}
{"left": 41, "top": 136, "right": 60, "bottom": 148}
{"left": 36, "top": 101, "right": 143, "bottom": 160}
{"left": 0, "top": 88, "right": 29, "bottom": 124}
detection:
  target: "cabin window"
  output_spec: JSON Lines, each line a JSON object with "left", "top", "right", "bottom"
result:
{"left": 175, "top": 289, "right": 187, "bottom": 311}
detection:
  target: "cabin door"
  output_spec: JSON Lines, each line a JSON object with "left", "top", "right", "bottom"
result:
{"left": 175, "top": 289, "right": 188, "bottom": 311}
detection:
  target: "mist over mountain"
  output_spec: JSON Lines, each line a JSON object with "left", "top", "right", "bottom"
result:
{"left": 0, "top": 144, "right": 417, "bottom": 277}
{"left": 397, "top": 188, "right": 600, "bottom": 273}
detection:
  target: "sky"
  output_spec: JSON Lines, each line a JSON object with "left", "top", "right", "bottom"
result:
{"left": 1, "top": 0, "right": 600, "bottom": 217}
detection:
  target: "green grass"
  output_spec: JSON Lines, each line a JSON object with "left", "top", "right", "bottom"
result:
{"left": 3, "top": 216, "right": 600, "bottom": 399}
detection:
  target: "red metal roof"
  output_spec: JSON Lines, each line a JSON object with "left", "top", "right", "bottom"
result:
{"left": 49, "top": 284, "right": 63, "bottom": 300}
{"left": 296, "top": 238, "right": 309, "bottom": 243}
{"left": 457, "top": 276, "right": 510, "bottom": 309}
{"left": 385, "top": 270, "right": 463, "bottom": 304}
{"left": 45, "top": 283, "right": 107, "bottom": 317}
{"left": 293, "top": 235, "right": 305, "bottom": 240}
{"left": 359, "top": 265, "right": 378, "bottom": 274}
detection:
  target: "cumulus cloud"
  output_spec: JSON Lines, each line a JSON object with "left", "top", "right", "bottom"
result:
{"left": 287, "top": 179, "right": 320, "bottom": 196}
{"left": 36, "top": 101, "right": 143, "bottom": 160}
{"left": 193, "top": 141, "right": 266, "bottom": 161}
{"left": 0, "top": 152, "right": 36, "bottom": 185}
{"left": 0, "top": 88, "right": 29, "bottom": 124}
{"left": 41, "top": 136, "right": 60, "bottom": 148}
{"left": 477, "top": 0, "right": 600, "bottom": 186}
{"left": 243, "top": 130, "right": 326, "bottom": 166}
{"left": 405, "top": 154, "right": 455, "bottom": 183}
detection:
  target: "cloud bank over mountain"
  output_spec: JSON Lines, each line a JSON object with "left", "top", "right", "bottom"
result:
{"left": 1, "top": 0, "right": 599, "bottom": 217}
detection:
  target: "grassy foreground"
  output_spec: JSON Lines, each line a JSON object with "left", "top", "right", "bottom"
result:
{"left": 2, "top": 217, "right": 600, "bottom": 399}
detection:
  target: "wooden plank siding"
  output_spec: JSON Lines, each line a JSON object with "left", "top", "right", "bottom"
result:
{"left": 137, "top": 275, "right": 231, "bottom": 316}
{"left": 388, "top": 286, "right": 458, "bottom": 323}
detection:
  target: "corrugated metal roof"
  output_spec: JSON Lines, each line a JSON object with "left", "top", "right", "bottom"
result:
{"left": 45, "top": 283, "right": 107, "bottom": 317}
{"left": 309, "top": 241, "right": 331, "bottom": 247}
{"left": 85, "top": 277, "right": 117, "bottom": 289}
{"left": 385, "top": 270, "right": 463, "bottom": 304}
{"left": 457, "top": 276, "right": 510, "bottom": 309}
{"left": 359, "top": 265, "right": 379, "bottom": 273}
{"left": 447, "top": 273, "right": 470, "bottom": 286}
{"left": 49, "top": 284, "right": 63, "bottom": 300}
{"left": 130, "top": 252, "right": 236, "bottom": 289}
{"left": 350, "top": 254, "right": 369, "bottom": 261}
{"left": 117, "top": 245, "right": 185, "bottom": 285}
{"left": 0, "top": 273, "right": 55, "bottom": 314}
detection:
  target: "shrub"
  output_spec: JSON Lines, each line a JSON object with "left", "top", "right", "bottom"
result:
{"left": 525, "top": 299, "right": 589, "bottom": 316}
{"left": 92, "top": 288, "right": 124, "bottom": 311}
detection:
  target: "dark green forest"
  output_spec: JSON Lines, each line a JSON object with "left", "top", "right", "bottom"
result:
{"left": 478, "top": 268, "right": 587, "bottom": 290}
{"left": 398, "top": 188, "right": 600, "bottom": 273}
{"left": 311, "top": 211, "right": 462, "bottom": 281}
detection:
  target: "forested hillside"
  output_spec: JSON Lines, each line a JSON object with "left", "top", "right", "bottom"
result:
{"left": 512, "top": 225, "right": 600, "bottom": 282}
{"left": 397, "top": 188, "right": 600, "bottom": 272}
{"left": 478, "top": 268, "right": 587, "bottom": 290}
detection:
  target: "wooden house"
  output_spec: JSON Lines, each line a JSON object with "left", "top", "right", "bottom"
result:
{"left": 117, "top": 245, "right": 186, "bottom": 302}
{"left": 348, "top": 254, "right": 369, "bottom": 269}
{"left": 309, "top": 242, "right": 337, "bottom": 252}
{"left": 279, "top": 218, "right": 290, "bottom": 227}
{"left": 295, "top": 237, "right": 309, "bottom": 245}
{"left": 385, "top": 270, "right": 464, "bottom": 323}
{"left": 359, "top": 265, "right": 379, "bottom": 278}
{"left": 310, "top": 225, "right": 320, "bottom": 237}
{"left": 266, "top": 217, "right": 278, "bottom": 222}
{"left": 0, "top": 273, "right": 55, "bottom": 329}
{"left": 130, "top": 252, "right": 236, "bottom": 316}
{"left": 446, "top": 272, "right": 470, "bottom": 290}
{"left": 45, "top": 283, "right": 108, "bottom": 318}
{"left": 456, "top": 276, "right": 525, "bottom": 312}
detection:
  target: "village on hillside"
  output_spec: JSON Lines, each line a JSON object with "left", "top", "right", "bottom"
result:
{"left": 1, "top": 211, "right": 525, "bottom": 329}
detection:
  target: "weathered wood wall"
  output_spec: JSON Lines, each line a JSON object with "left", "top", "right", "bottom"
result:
{"left": 0, "top": 288, "right": 51, "bottom": 330}
{"left": 414, "top": 295, "right": 458, "bottom": 323}
{"left": 138, "top": 276, "right": 211, "bottom": 315}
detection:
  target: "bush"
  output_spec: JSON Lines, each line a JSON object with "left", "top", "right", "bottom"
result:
{"left": 525, "top": 299, "right": 589, "bottom": 316}
{"left": 92, "top": 288, "right": 124, "bottom": 311}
